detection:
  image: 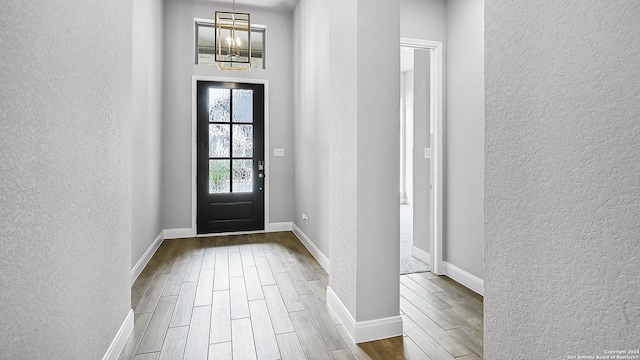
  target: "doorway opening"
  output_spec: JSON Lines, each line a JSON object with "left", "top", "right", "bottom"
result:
{"left": 400, "top": 38, "right": 444, "bottom": 275}
{"left": 192, "top": 77, "right": 270, "bottom": 236}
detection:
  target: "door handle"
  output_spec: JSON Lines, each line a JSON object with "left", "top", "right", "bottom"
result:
{"left": 258, "top": 173, "right": 265, "bottom": 178}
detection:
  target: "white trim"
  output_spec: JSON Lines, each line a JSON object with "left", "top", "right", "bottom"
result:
{"left": 291, "top": 222, "right": 330, "bottom": 274}
{"left": 130, "top": 231, "right": 165, "bottom": 285}
{"left": 195, "top": 230, "right": 264, "bottom": 237}
{"left": 164, "top": 223, "right": 290, "bottom": 239}
{"left": 326, "top": 287, "right": 403, "bottom": 343}
{"left": 411, "top": 246, "right": 430, "bottom": 266}
{"left": 102, "top": 309, "right": 134, "bottom": 360}
{"left": 191, "top": 76, "right": 270, "bottom": 236}
{"left": 400, "top": 38, "right": 444, "bottom": 275}
{"left": 443, "top": 262, "right": 484, "bottom": 296}
{"left": 164, "top": 228, "right": 194, "bottom": 239}
{"left": 267, "top": 222, "right": 293, "bottom": 232}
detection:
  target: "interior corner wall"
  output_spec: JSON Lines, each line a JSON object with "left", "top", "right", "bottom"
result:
{"left": 0, "top": 0, "right": 132, "bottom": 358}
{"left": 293, "top": 0, "right": 331, "bottom": 258}
{"left": 444, "top": 0, "right": 484, "bottom": 279}
{"left": 132, "top": 0, "right": 164, "bottom": 269}
{"left": 485, "top": 0, "right": 640, "bottom": 357}
{"left": 162, "top": 0, "right": 294, "bottom": 230}
{"left": 399, "top": 0, "right": 445, "bottom": 259}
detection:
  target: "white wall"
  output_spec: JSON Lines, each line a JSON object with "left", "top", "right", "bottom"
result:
{"left": 412, "top": 50, "right": 431, "bottom": 255}
{"left": 162, "top": 0, "right": 294, "bottom": 230}
{"left": 293, "top": 0, "right": 331, "bottom": 257}
{"left": 326, "top": 0, "right": 359, "bottom": 314}
{"left": 401, "top": 0, "right": 447, "bottom": 42}
{"left": 401, "top": 69, "right": 414, "bottom": 203}
{"left": 399, "top": 0, "right": 446, "bottom": 264}
{"left": 444, "top": 0, "right": 484, "bottom": 279}
{"left": 296, "top": 0, "right": 401, "bottom": 326}
{"left": 351, "top": 0, "right": 401, "bottom": 321}
{"left": 0, "top": 0, "right": 132, "bottom": 358}
{"left": 485, "top": 0, "right": 640, "bottom": 357}
{"left": 131, "top": 0, "right": 164, "bottom": 269}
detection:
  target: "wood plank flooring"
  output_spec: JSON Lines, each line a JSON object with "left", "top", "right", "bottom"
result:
{"left": 119, "top": 232, "right": 483, "bottom": 360}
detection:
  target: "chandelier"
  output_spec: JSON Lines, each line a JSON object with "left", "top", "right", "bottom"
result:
{"left": 214, "top": 0, "right": 251, "bottom": 71}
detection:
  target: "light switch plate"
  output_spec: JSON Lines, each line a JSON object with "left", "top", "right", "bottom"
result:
{"left": 274, "top": 148, "right": 285, "bottom": 157}
{"left": 424, "top": 148, "right": 431, "bottom": 159}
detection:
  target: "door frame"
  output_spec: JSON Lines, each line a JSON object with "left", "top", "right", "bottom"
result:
{"left": 191, "top": 76, "right": 270, "bottom": 236}
{"left": 400, "top": 38, "right": 444, "bottom": 275}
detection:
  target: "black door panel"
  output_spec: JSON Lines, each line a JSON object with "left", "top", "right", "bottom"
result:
{"left": 197, "top": 81, "right": 265, "bottom": 234}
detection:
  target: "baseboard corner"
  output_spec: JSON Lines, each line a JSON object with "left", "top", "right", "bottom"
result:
{"left": 102, "top": 309, "right": 134, "bottom": 360}
{"left": 326, "top": 287, "right": 403, "bottom": 344}
{"left": 443, "top": 261, "right": 484, "bottom": 296}
{"left": 163, "top": 228, "right": 195, "bottom": 239}
{"left": 130, "top": 231, "right": 164, "bottom": 286}
{"left": 267, "top": 222, "right": 293, "bottom": 232}
{"left": 411, "top": 246, "right": 430, "bottom": 266}
{"left": 291, "top": 222, "right": 330, "bottom": 274}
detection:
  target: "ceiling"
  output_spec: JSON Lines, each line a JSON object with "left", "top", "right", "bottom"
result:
{"left": 205, "top": 0, "right": 299, "bottom": 11}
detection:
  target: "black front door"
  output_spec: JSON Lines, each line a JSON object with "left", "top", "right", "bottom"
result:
{"left": 197, "top": 81, "right": 265, "bottom": 234}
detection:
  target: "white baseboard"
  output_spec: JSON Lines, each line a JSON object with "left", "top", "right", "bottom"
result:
{"left": 326, "top": 287, "right": 403, "bottom": 343}
{"left": 291, "top": 222, "right": 330, "bottom": 274}
{"left": 131, "top": 231, "right": 164, "bottom": 285}
{"left": 443, "top": 261, "right": 484, "bottom": 296}
{"left": 196, "top": 230, "right": 264, "bottom": 237}
{"left": 102, "top": 309, "right": 134, "bottom": 360}
{"left": 164, "top": 228, "right": 194, "bottom": 239}
{"left": 411, "top": 246, "right": 430, "bottom": 266}
{"left": 268, "top": 222, "right": 293, "bottom": 232}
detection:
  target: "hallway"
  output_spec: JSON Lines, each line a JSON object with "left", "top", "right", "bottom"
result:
{"left": 120, "top": 232, "right": 483, "bottom": 360}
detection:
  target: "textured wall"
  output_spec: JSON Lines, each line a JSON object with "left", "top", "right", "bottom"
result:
{"left": 328, "top": 0, "right": 359, "bottom": 316}
{"left": 293, "top": 0, "right": 332, "bottom": 257}
{"left": 162, "top": 0, "right": 294, "bottom": 229}
{"left": 485, "top": 0, "right": 640, "bottom": 357}
{"left": 132, "top": 0, "right": 164, "bottom": 269}
{"left": 0, "top": 0, "right": 132, "bottom": 358}
{"left": 325, "top": 0, "right": 401, "bottom": 322}
{"left": 445, "top": 0, "right": 484, "bottom": 279}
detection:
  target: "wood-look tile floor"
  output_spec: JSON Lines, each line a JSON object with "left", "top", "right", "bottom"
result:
{"left": 119, "top": 232, "right": 483, "bottom": 360}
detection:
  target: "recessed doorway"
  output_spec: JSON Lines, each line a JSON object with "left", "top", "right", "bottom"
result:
{"left": 195, "top": 80, "right": 266, "bottom": 234}
{"left": 400, "top": 38, "right": 444, "bottom": 275}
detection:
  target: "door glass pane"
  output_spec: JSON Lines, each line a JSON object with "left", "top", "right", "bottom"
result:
{"left": 232, "top": 89, "right": 253, "bottom": 123}
{"left": 209, "top": 124, "right": 230, "bottom": 157}
{"left": 232, "top": 160, "right": 253, "bottom": 193}
{"left": 209, "top": 160, "right": 230, "bottom": 193}
{"left": 232, "top": 125, "right": 253, "bottom": 157}
{"left": 209, "top": 88, "right": 230, "bottom": 122}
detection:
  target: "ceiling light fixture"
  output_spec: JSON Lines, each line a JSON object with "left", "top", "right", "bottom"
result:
{"left": 215, "top": 0, "right": 251, "bottom": 71}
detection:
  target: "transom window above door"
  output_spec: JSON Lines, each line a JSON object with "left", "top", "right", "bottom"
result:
{"left": 195, "top": 18, "right": 266, "bottom": 69}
